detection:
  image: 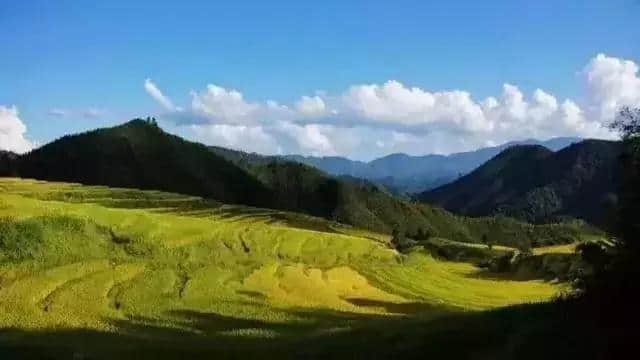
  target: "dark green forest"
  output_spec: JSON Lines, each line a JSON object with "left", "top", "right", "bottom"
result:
{"left": 419, "top": 140, "right": 621, "bottom": 225}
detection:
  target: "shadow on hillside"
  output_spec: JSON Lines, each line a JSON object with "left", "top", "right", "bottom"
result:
{"left": 0, "top": 307, "right": 405, "bottom": 360}
{"left": 464, "top": 253, "right": 578, "bottom": 282}
{"left": 344, "top": 298, "right": 443, "bottom": 314}
{"left": 463, "top": 269, "right": 545, "bottom": 282}
{"left": 0, "top": 299, "right": 610, "bottom": 360}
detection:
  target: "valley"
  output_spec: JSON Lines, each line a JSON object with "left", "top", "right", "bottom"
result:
{"left": 0, "top": 178, "right": 580, "bottom": 359}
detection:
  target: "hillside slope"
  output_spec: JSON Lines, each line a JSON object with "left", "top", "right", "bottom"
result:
{"left": 0, "top": 178, "right": 585, "bottom": 360}
{"left": 15, "top": 119, "right": 274, "bottom": 207}
{"left": 6, "top": 119, "right": 588, "bottom": 243}
{"left": 419, "top": 140, "right": 621, "bottom": 224}
{"left": 210, "top": 144, "right": 589, "bottom": 247}
{"left": 14, "top": 120, "right": 460, "bottom": 235}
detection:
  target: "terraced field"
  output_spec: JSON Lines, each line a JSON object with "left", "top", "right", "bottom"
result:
{"left": 0, "top": 178, "right": 571, "bottom": 359}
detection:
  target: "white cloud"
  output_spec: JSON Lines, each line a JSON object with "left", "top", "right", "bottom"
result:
{"left": 295, "top": 95, "right": 326, "bottom": 116}
{"left": 584, "top": 53, "right": 640, "bottom": 121}
{"left": 0, "top": 105, "right": 34, "bottom": 154}
{"left": 190, "top": 84, "right": 262, "bottom": 125}
{"left": 500, "top": 83, "right": 528, "bottom": 121}
{"left": 144, "top": 78, "right": 181, "bottom": 112}
{"left": 189, "top": 124, "right": 282, "bottom": 155}
{"left": 274, "top": 121, "right": 336, "bottom": 156}
{"left": 343, "top": 80, "right": 490, "bottom": 132}
{"left": 529, "top": 89, "right": 559, "bottom": 123}
{"left": 187, "top": 121, "right": 337, "bottom": 157}
{"left": 146, "top": 54, "right": 639, "bottom": 159}
{"left": 340, "top": 79, "right": 613, "bottom": 141}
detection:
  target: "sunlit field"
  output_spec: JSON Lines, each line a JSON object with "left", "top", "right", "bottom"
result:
{"left": 0, "top": 178, "right": 572, "bottom": 358}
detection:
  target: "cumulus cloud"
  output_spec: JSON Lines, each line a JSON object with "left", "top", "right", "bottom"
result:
{"left": 343, "top": 80, "right": 490, "bottom": 132}
{"left": 145, "top": 54, "right": 640, "bottom": 159}
{"left": 189, "top": 124, "right": 282, "bottom": 155}
{"left": 584, "top": 53, "right": 640, "bottom": 121}
{"left": 295, "top": 95, "right": 326, "bottom": 116}
{"left": 190, "top": 84, "right": 261, "bottom": 125}
{"left": 273, "top": 121, "right": 336, "bottom": 155}
{"left": 0, "top": 105, "right": 34, "bottom": 154}
{"left": 187, "top": 122, "right": 339, "bottom": 156}
{"left": 479, "top": 83, "right": 613, "bottom": 140}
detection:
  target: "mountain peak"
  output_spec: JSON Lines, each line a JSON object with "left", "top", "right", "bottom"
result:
{"left": 15, "top": 119, "right": 273, "bottom": 207}
{"left": 419, "top": 139, "right": 621, "bottom": 224}
{"left": 495, "top": 144, "right": 554, "bottom": 158}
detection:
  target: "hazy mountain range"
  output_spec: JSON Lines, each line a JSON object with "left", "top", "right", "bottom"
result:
{"left": 283, "top": 137, "right": 582, "bottom": 194}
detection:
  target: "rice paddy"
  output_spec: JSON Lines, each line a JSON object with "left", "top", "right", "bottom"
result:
{"left": 0, "top": 178, "right": 572, "bottom": 358}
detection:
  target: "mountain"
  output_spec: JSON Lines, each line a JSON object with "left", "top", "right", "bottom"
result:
{"left": 210, "top": 145, "right": 439, "bottom": 232}
{"left": 209, "top": 144, "right": 589, "bottom": 248}
{"left": 284, "top": 137, "right": 582, "bottom": 194}
{"left": 3, "top": 119, "right": 588, "bottom": 247}
{"left": 418, "top": 140, "right": 622, "bottom": 224}
{"left": 14, "top": 119, "right": 274, "bottom": 207}
{"left": 9, "top": 119, "right": 436, "bottom": 234}
{"left": 284, "top": 155, "right": 370, "bottom": 177}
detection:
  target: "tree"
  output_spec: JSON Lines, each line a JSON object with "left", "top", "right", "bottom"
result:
{"left": 481, "top": 234, "right": 494, "bottom": 250}
{"left": 577, "top": 107, "right": 640, "bottom": 344}
{"left": 415, "top": 228, "right": 431, "bottom": 241}
{"left": 609, "top": 106, "right": 640, "bottom": 139}
{"left": 391, "top": 224, "right": 406, "bottom": 250}
{"left": 517, "top": 238, "right": 532, "bottom": 256}
{"left": 578, "top": 107, "right": 640, "bottom": 292}
{"left": 609, "top": 107, "right": 640, "bottom": 254}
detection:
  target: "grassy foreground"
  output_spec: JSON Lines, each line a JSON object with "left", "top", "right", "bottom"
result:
{"left": 0, "top": 178, "right": 573, "bottom": 359}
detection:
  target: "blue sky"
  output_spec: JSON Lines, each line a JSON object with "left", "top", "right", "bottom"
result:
{"left": 1, "top": 0, "right": 639, "bottom": 159}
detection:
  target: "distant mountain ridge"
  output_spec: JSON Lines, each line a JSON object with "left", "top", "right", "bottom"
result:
{"left": 283, "top": 137, "right": 582, "bottom": 194}
{"left": 418, "top": 139, "right": 622, "bottom": 224}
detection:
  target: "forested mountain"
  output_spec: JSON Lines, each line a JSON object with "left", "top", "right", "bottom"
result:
{"left": 0, "top": 119, "right": 585, "bottom": 246}
{"left": 0, "top": 150, "right": 17, "bottom": 176}
{"left": 418, "top": 140, "right": 622, "bottom": 224}
{"left": 210, "top": 143, "right": 588, "bottom": 247}
{"left": 13, "top": 119, "right": 274, "bottom": 207}
{"left": 284, "top": 137, "right": 581, "bottom": 194}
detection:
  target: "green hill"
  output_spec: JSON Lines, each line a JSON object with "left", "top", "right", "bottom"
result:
{"left": 15, "top": 119, "right": 274, "bottom": 207}
{"left": 3, "top": 119, "right": 589, "bottom": 248}
{"left": 418, "top": 140, "right": 621, "bottom": 224}
{"left": 210, "top": 143, "right": 590, "bottom": 248}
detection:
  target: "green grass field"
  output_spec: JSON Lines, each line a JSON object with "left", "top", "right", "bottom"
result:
{"left": 0, "top": 178, "right": 576, "bottom": 359}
